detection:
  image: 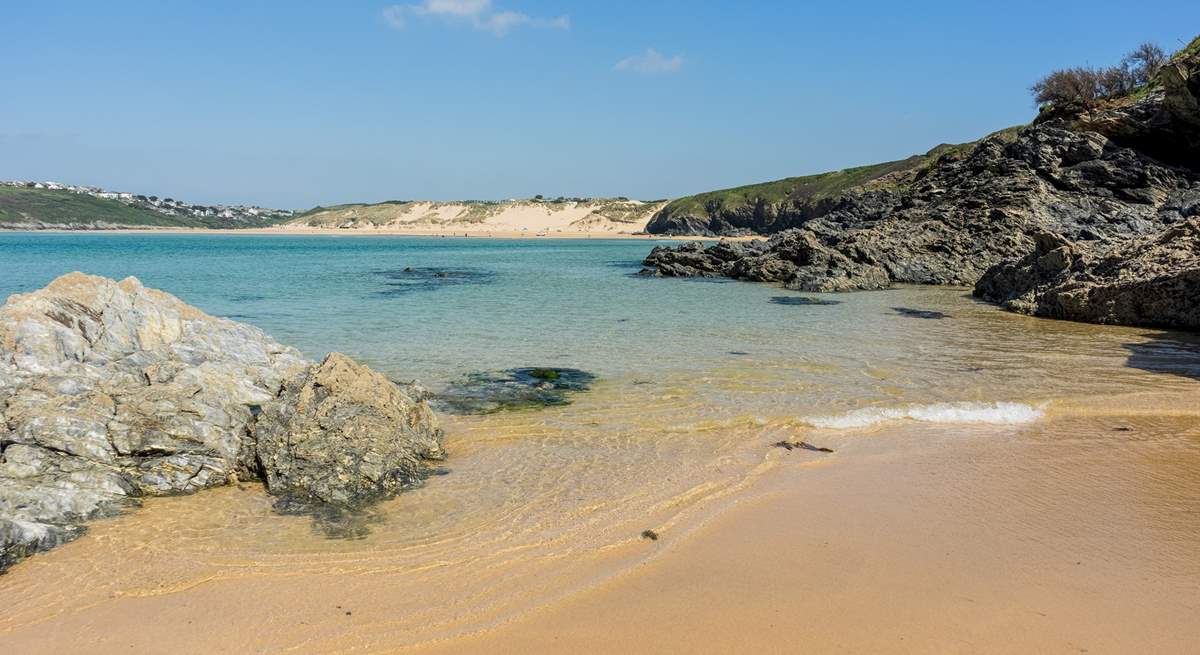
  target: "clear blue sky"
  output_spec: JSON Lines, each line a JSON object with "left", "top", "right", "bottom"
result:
{"left": 2, "top": 1, "right": 1197, "bottom": 209}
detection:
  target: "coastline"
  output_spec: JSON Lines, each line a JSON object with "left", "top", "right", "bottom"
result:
{"left": 0, "top": 226, "right": 757, "bottom": 241}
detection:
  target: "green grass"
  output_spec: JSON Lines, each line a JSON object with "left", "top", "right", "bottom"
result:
{"left": 658, "top": 128, "right": 1026, "bottom": 223}
{"left": 659, "top": 153, "right": 931, "bottom": 219}
{"left": 0, "top": 187, "right": 201, "bottom": 227}
{"left": 1170, "top": 34, "right": 1200, "bottom": 64}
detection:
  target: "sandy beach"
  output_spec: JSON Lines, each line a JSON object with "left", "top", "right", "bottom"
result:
{"left": 3, "top": 399, "right": 1196, "bottom": 654}
{"left": 412, "top": 409, "right": 1200, "bottom": 655}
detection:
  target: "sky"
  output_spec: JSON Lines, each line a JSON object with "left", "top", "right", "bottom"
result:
{"left": 2, "top": 1, "right": 1198, "bottom": 209}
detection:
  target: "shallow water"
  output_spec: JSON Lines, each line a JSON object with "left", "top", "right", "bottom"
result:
{"left": 1, "top": 234, "right": 1199, "bottom": 652}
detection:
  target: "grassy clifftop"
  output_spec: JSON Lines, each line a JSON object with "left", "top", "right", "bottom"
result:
{"left": 0, "top": 186, "right": 293, "bottom": 229}
{"left": 647, "top": 128, "right": 1022, "bottom": 235}
{"left": 0, "top": 187, "right": 198, "bottom": 228}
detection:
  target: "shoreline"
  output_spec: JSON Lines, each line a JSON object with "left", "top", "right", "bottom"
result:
{"left": 4, "top": 396, "right": 1196, "bottom": 654}
{"left": 0, "top": 227, "right": 760, "bottom": 241}
{"left": 410, "top": 403, "right": 1200, "bottom": 654}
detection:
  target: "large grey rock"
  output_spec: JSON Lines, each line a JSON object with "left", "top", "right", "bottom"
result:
{"left": 253, "top": 352, "right": 444, "bottom": 506}
{"left": 0, "top": 273, "right": 444, "bottom": 570}
{"left": 974, "top": 219, "right": 1200, "bottom": 329}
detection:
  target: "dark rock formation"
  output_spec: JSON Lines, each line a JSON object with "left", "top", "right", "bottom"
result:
{"left": 974, "top": 219, "right": 1200, "bottom": 329}
{"left": 0, "top": 273, "right": 444, "bottom": 570}
{"left": 641, "top": 38, "right": 1200, "bottom": 314}
{"left": 641, "top": 117, "right": 1200, "bottom": 292}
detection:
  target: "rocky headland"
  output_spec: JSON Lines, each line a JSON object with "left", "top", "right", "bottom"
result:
{"left": 641, "top": 36, "right": 1200, "bottom": 329}
{"left": 0, "top": 273, "right": 444, "bottom": 570}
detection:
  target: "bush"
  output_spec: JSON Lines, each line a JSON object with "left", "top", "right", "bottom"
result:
{"left": 1031, "top": 41, "right": 1165, "bottom": 108}
{"left": 1124, "top": 42, "right": 1166, "bottom": 85}
{"left": 1031, "top": 67, "right": 1102, "bottom": 107}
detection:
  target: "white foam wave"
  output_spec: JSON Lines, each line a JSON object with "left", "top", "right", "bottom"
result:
{"left": 804, "top": 402, "right": 1044, "bottom": 429}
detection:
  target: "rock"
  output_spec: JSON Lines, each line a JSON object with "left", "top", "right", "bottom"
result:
{"left": 769, "top": 296, "right": 842, "bottom": 306}
{"left": 891, "top": 307, "right": 950, "bottom": 319}
{"left": 374, "top": 267, "right": 495, "bottom": 297}
{"left": 434, "top": 367, "right": 596, "bottom": 415}
{"left": 974, "top": 218, "right": 1200, "bottom": 329}
{"left": 252, "top": 353, "right": 445, "bottom": 506}
{"left": 640, "top": 41, "right": 1200, "bottom": 304}
{"left": 772, "top": 441, "right": 834, "bottom": 453}
{"left": 1, "top": 273, "right": 444, "bottom": 570}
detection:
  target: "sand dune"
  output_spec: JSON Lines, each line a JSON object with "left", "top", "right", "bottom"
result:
{"left": 286, "top": 199, "right": 668, "bottom": 235}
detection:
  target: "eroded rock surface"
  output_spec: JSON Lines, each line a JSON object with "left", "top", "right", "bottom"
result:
{"left": 974, "top": 219, "right": 1200, "bottom": 329}
{"left": 253, "top": 352, "right": 445, "bottom": 506}
{"left": 0, "top": 273, "right": 443, "bottom": 569}
{"left": 640, "top": 40, "right": 1200, "bottom": 308}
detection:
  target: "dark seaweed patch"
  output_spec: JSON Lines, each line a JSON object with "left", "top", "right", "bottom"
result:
{"left": 434, "top": 367, "right": 596, "bottom": 415}
{"left": 891, "top": 307, "right": 949, "bottom": 319}
{"left": 373, "top": 267, "right": 495, "bottom": 297}
{"left": 770, "top": 296, "right": 842, "bottom": 306}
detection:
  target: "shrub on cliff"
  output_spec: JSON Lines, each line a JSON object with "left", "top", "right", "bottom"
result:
{"left": 1031, "top": 42, "right": 1165, "bottom": 109}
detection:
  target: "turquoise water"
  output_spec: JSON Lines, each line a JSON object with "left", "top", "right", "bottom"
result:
{"left": 3, "top": 232, "right": 1198, "bottom": 413}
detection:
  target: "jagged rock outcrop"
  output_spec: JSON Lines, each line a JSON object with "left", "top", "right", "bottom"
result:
{"left": 0, "top": 273, "right": 443, "bottom": 570}
{"left": 641, "top": 118, "right": 1200, "bottom": 291}
{"left": 253, "top": 353, "right": 444, "bottom": 506}
{"left": 642, "top": 37, "right": 1200, "bottom": 305}
{"left": 974, "top": 219, "right": 1200, "bottom": 329}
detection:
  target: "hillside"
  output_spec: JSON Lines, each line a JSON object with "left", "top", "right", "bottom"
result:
{"left": 0, "top": 183, "right": 294, "bottom": 230}
{"left": 0, "top": 186, "right": 199, "bottom": 229}
{"left": 641, "top": 35, "right": 1200, "bottom": 308}
{"left": 646, "top": 131, "right": 1020, "bottom": 235}
{"left": 287, "top": 198, "right": 667, "bottom": 234}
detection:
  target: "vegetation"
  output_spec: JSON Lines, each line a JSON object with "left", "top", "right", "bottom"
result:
{"left": 0, "top": 186, "right": 199, "bottom": 227}
{"left": 660, "top": 149, "right": 945, "bottom": 220}
{"left": 1030, "top": 42, "right": 1166, "bottom": 109}
{"left": 289, "top": 197, "right": 662, "bottom": 228}
{"left": 654, "top": 125, "right": 1026, "bottom": 227}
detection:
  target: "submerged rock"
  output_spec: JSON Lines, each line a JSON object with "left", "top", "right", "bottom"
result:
{"left": 891, "top": 307, "right": 950, "bottom": 319}
{"left": 374, "top": 267, "right": 494, "bottom": 296}
{"left": 769, "top": 296, "right": 842, "bottom": 306}
{"left": 0, "top": 273, "right": 444, "bottom": 570}
{"left": 434, "top": 367, "right": 596, "bottom": 415}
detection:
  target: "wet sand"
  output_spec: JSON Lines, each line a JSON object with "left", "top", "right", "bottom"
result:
{"left": 413, "top": 411, "right": 1200, "bottom": 655}
{"left": 2, "top": 405, "right": 1197, "bottom": 654}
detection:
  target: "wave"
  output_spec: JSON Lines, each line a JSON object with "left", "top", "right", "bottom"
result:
{"left": 803, "top": 401, "right": 1045, "bottom": 429}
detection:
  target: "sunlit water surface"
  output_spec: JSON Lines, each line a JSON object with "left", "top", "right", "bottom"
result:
{"left": 1, "top": 234, "right": 1198, "bottom": 651}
